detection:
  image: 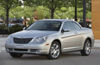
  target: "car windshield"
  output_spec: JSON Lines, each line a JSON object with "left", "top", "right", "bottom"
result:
{"left": 27, "top": 20, "right": 62, "bottom": 31}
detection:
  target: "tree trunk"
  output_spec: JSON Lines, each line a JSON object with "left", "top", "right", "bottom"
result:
{"left": 6, "top": 8, "right": 9, "bottom": 28}
{"left": 50, "top": 8, "right": 55, "bottom": 19}
{"left": 50, "top": 0, "right": 55, "bottom": 19}
{"left": 83, "top": 0, "right": 87, "bottom": 27}
{"left": 75, "top": 0, "right": 77, "bottom": 21}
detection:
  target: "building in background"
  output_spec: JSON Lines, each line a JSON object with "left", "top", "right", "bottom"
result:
{"left": 92, "top": 0, "right": 100, "bottom": 39}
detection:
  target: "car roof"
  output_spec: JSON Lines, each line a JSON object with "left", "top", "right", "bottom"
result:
{"left": 40, "top": 19, "right": 74, "bottom": 22}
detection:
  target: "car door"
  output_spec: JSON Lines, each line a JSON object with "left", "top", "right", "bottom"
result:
{"left": 72, "top": 22, "right": 83, "bottom": 47}
{"left": 61, "top": 21, "right": 82, "bottom": 51}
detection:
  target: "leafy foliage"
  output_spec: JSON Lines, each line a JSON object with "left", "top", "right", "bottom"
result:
{"left": 0, "top": 0, "right": 20, "bottom": 10}
{"left": 10, "top": 6, "right": 35, "bottom": 18}
{"left": 9, "top": 24, "right": 23, "bottom": 34}
{"left": 0, "top": 0, "right": 21, "bottom": 27}
{"left": 0, "top": 0, "right": 91, "bottom": 20}
{"left": 35, "top": 6, "right": 50, "bottom": 19}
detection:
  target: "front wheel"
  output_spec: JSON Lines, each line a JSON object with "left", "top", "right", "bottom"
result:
{"left": 48, "top": 41, "right": 61, "bottom": 59}
{"left": 9, "top": 53, "right": 23, "bottom": 58}
{"left": 80, "top": 40, "right": 91, "bottom": 56}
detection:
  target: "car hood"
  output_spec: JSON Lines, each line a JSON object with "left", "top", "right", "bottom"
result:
{"left": 11, "top": 30, "right": 57, "bottom": 38}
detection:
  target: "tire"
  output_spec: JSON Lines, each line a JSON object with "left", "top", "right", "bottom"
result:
{"left": 48, "top": 41, "right": 61, "bottom": 59}
{"left": 80, "top": 39, "right": 91, "bottom": 56}
{"left": 9, "top": 53, "right": 23, "bottom": 58}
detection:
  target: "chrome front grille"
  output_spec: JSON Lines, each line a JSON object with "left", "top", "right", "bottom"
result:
{"left": 13, "top": 37, "right": 32, "bottom": 44}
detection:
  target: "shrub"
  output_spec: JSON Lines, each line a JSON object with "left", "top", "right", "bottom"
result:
{"left": 9, "top": 24, "right": 24, "bottom": 34}
{"left": 0, "top": 24, "right": 8, "bottom": 34}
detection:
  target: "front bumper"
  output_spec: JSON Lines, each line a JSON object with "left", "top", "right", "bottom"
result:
{"left": 5, "top": 43, "right": 50, "bottom": 54}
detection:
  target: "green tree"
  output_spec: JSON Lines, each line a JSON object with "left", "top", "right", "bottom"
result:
{"left": 24, "top": 0, "right": 71, "bottom": 19}
{"left": 0, "top": 6, "right": 5, "bottom": 19}
{"left": 35, "top": 6, "right": 50, "bottom": 19}
{"left": 41, "top": 0, "right": 72, "bottom": 19}
{"left": 10, "top": 6, "right": 35, "bottom": 18}
{"left": 0, "top": 0, "right": 20, "bottom": 27}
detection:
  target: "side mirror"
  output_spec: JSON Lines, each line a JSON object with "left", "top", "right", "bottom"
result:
{"left": 23, "top": 27, "right": 27, "bottom": 30}
{"left": 61, "top": 29, "right": 70, "bottom": 33}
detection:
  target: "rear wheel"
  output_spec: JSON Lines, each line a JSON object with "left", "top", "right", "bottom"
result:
{"left": 9, "top": 53, "right": 23, "bottom": 58}
{"left": 80, "top": 39, "right": 91, "bottom": 56}
{"left": 48, "top": 41, "right": 61, "bottom": 59}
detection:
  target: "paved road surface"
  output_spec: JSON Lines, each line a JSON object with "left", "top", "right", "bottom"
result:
{"left": 0, "top": 49, "right": 100, "bottom": 65}
{"left": 0, "top": 37, "right": 6, "bottom": 52}
{"left": 0, "top": 37, "right": 100, "bottom": 65}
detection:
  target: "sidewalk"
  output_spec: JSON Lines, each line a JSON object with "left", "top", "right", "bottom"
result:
{"left": 0, "top": 35, "right": 8, "bottom": 37}
{"left": 94, "top": 40, "right": 100, "bottom": 48}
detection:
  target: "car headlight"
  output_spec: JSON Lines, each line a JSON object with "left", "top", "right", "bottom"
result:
{"left": 6, "top": 35, "right": 12, "bottom": 43}
{"left": 31, "top": 36, "right": 48, "bottom": 44}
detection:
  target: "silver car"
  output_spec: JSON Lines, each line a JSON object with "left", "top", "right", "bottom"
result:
{"left": 5, "top": 19, "right": 94, "bottom": 59}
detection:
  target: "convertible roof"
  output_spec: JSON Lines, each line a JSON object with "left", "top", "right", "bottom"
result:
{"left": 41, "top": 19, "right": 74, "bottom": 22}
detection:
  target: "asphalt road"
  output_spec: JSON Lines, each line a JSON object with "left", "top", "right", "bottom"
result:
{"left": 0, "top": 37, "right": 6, "bottom": 52}
{"left": 0, "top": 37, "right": 100, "bottom": 65}
{"left": 0, "top": 48, "right": 100, "bottom": 65}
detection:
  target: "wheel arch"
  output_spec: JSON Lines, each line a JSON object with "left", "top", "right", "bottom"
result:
{"left": 52, "top": 39, "right": 62, "bottom": 50}
{"left": 85, "top": 37, "right": 92, "bottom": 47}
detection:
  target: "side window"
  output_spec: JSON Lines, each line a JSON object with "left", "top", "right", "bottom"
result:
{"left": 63, "top": 22, "right": 70, "bottom": 30}
{"left": 63, "top": 21, "right": 81, "bottom": 31}
{"left": 72, "top": 22, "right": 81, "bottom": 30}
{"left": 63, "top": 22, "right": 75, "bottom": 30}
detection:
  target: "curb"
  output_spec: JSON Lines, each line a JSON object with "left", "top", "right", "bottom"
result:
{"left": 0, "top": 35, "right": 8, "bottom": 37}
{"left": 94, "top": 40, "right": 100, "bottom": 48}
{"left": 93, "top": 47, "right": 100, "bottom": 49}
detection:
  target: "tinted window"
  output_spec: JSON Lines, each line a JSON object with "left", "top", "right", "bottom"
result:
{"left": 27, "top": 21, "right": 62, "bottom": 31}
{"left": 63, "top": 21, "right": 81, "bottom": 31}
{"left": 72, "top": 22, "right": 81, "bottom": 30}
{"left": 63, "top": 21, "right": 76, "bottom": 30}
